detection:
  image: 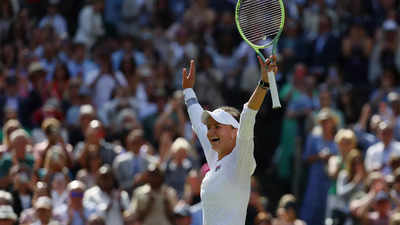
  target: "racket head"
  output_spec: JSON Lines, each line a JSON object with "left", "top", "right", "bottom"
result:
{"left": 235, "top": 0, "right": 285, "bottom": 50}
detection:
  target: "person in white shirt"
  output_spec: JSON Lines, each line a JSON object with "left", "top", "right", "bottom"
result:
{"left": 74, "top": 0, "right": 105, "bottom": 49}
{"left": 182, "top": 55, "right": 277, "bottom": 225}
{"left": 39, "top": 0, "right": 69, "bottom": 39}
{"left": 365, "top": 121, "right": 400, "bottom": 175}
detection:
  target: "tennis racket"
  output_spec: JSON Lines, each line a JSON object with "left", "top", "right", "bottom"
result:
{"left": 235, "top": 0, "right": 285, "bottom": 108}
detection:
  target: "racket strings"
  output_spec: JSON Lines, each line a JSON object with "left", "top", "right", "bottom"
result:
{"left": 237, "top": 0, "right": 282, "bottom": 46}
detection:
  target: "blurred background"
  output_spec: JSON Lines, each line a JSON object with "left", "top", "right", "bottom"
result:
{"left": 0, "top": 0, "right": 400, "bottom": 225}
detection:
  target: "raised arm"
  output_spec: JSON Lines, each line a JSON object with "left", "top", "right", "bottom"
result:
{"left": 182, "top": 60, "right": 217, "bottom": 169}
{"left": 247, "top": 55, "right": 278, "bottom": 110}
{"left": 236, "top": 56, "right": 278, "bottom": 176}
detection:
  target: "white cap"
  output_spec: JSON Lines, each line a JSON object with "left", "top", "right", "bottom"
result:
{"left": 201, "top": 109, "right": 239, "bottom": 128}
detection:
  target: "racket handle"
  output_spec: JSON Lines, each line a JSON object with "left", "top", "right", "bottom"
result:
{"left": 267, "top": 71, "right": 281, "bottom": 109}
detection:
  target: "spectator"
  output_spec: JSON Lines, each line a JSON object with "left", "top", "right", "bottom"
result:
{"left": 335, "top": 149, "right": 366, "bottom": 225}
{"left": 66, "top": 43, "right": 97, "bottom": 79}
{"left": 274, "top": 194, "right": 305, "bottom": 225}
{"left": 75, "top": 120, "right": 119, "bottom": 169}
{"left": 128, "top": 163, "right": 176, "bottom": 225}
{"left": 74, "top": 0, "right": 105, "bottom": 49}
{"left": 254, "top": 211, "right": 272, "bottom": 225}
{"left": 32, "top": 196, "right": 60, "bottom": 225}
{"left": 0, "top": 119, "right": 21, "bottom": 153}
{"left": 11, "top": 170, "right": 33, "bottom": 216}
{"left": 53, "top": 180, "right": 94, "bottom": 225}
{"left": 38, "top": 0, "right": 68, "bottom": 39}
{"left": 300, "top": 108, "right": 339, "bottom": 225}
{"left": 113, "top": 129, "right": 152, "bottom": 193}
{"left": 19, "top": 182, "right": 50, "bottom": 225}
{"left": 0, "top": 76, "right": 24, "bottom": 126}
{"left": 83, "top": 165, "right": 129, "bottom": 225}
{"left": 21, "top": 62, "right": 49, "bottom": 128}
{"left": 33, "top": 118, "right": 72, "bottom": 170}
{"left": 326, "top": 129, "right": 357, "bottom": 219}
{"left": 0, "top": 205, "right": 17, "bottom": 225}
{"left": 84, "top": 53, "right": 126, "bottom": 108}
{"left": 68, "top": 104, "right": 97, "bottom": 146}
{"left": 365, "top": 121, "right": 400, "bottom": 175}
{"left": 164, "top": 137, "right": 198, "bottom": 199}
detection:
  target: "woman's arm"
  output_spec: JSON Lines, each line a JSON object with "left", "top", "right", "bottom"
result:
{"left": 247, "top": 55, "right": 278, "bottom": 110}
{"left": 182, "top": 60, "right": 217, "bottom": 168}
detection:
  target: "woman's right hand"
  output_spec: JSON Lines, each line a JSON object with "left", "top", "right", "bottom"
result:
{"left": 182, "top": 60, "right": 196, "bottom": 89}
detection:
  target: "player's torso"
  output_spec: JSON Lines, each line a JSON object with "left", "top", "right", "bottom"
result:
{"left": 200, "top": 154, "right": 251, "bottom": 225}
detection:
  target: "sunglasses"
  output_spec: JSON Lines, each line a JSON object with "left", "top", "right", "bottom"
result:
{"left": 70, "top": 191, "right": 84, "bottom": 198}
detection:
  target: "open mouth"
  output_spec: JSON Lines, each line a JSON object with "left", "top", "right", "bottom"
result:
{"left": 210, "top": 137, "right": 220, "bottom": 143}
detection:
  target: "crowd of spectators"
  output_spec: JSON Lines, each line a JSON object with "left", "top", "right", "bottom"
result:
{"left": 0, "top": 0, "right": 400, "bottom": 225}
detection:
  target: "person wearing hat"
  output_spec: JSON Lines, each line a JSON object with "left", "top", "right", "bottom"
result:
{"left": 365, "top": 121, "right": 400, "bottom": 175}
{"left": 0, "top": 205, "right": 17, "bottom": 225}
{"left": 32, "top": 196, "right": 61, "bottom": 225}
{"left": 182, "top": 54, "right": 277, "bottom": 225}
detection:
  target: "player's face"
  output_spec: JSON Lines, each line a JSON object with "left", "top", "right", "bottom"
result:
{"left": 206, "top": 117, "right": 237, "bottom": 154}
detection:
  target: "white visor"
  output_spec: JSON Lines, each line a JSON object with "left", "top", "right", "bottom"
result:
{"left": 201, "top": 109, "right": 239, "bottom": 129}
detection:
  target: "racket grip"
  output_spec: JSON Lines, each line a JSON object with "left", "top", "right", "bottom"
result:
{"left": 267, "top": 71, "right": 281, "bottom": 109}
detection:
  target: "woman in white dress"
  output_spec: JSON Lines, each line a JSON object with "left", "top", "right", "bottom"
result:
{"left": 182, "top": 55, "right": 277, "bottom": 225}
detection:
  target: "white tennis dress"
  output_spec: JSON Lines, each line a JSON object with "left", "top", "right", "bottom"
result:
{"left": 183, "top": 88, "right": 257, "bottom": 225}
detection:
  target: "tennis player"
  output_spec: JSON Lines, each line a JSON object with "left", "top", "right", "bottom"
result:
{"left": 182, "top": 55, "right": 277, "bottom": 225}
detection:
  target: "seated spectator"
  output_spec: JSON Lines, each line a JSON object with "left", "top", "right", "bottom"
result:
{"left": 128, "top": 163, "right": 177, "bottom": 225}
{"left": 365, "top": 121, "right": 400, "bottom": 175}
{"left": 83, "top": 165, "right": 129, "bottom": 225}
{"left": 0, "top": 205, "right": 17, "bottom": 225}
